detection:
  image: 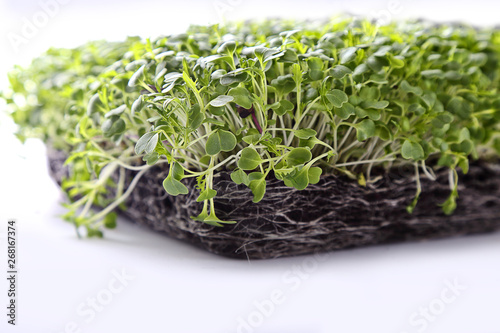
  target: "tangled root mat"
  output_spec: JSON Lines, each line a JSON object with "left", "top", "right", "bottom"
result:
{"left": 48, "top": 148, "right": 500, "bottom": 259}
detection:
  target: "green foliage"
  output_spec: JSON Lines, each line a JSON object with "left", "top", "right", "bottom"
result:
{"left": 3, "top": 18, "right": 500, "bottom": 235}
{"left": 401, "top": 140, "right": 425, "bottom": 160}
{"left": 206, "top": 130, "right": 237, "bottom": 155}
{"left": 238, "top": 147, "right": 262, "bottom": 170}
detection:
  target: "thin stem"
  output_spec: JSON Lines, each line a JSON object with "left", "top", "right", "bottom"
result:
{"left": 334, "top": 157, "right": 395, "bottom": 168}
{"left": 88, "top": 166, "right": 151, "bottom": 224}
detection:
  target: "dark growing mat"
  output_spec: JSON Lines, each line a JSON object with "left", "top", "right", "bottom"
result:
{"left": 48, "top": 148, "right": 500, "bottom": 259}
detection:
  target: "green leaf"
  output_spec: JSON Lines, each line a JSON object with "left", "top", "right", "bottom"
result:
{"left": 304, "top": 87, "right": 319, "bottom": 102}
{"left": 203, "top": 211, "right": 237, "bottom": 226}
{"left": 143, "top": 152, "right": 160, "bottom": 165}
{"left": 163, "top": 175, "right": 188, "bottom": 196}
{"left": 188, "top": 104, "right": 204, "bottom": 130}
{"left": 400, "top": 80, "right": 423, "bottom": 96}
{"left": 103, "top": 212, "right": 117, "bottom": 229}
{"left": 366, "top": 56, "right": 385, "bottom": 72}
{"left": 211, "top": 69, "right": 226, "bottom": 80}
{"left": 401, "top": 140, "right": 425, "bottom": 160}
{"left": 131, "top": 96, "right": 144, "bottom": 115}
{"left": 291, "top": 63, "right": 303, "bottom": 85}
{"left": 334, "top": 102, "right": 356, "bottom": 120}
{"left": 408, "top": 103, "right": 426, "bottom": 115}
{"left": 421, "top": 92, "right": 437, "bottom": 109}
{"left": 330, "top": 65, "right": 352, "bottom": 79}
{"left": 459, "top": 128, "right": 471, "bottom": 142}
{"left": 280, "top": 29, "right": 301, "bottom": 39}
{"left": 437, "top": 154, "right": 455, "bottom": 167}
{"left": 220, "top": 130, "right": 239, "bottom": 152}
{"left": 355, "top": 106, "right": 381, "bottom": 121}
{"left": 274, "top": 100, "right": 294, "bottom": 116}
{"left": 128, "top": 64, "right": 145, "bottom": 87}
{"left": 271, "top": 74, "right": 295, "bottom": 95}
{"left": 208, "top": 105, "right": 225, "bottom": 116}
{"left": 238, "top": 147, "right": 262, "bottom": 170}
{"left": 196, "top": 189, "right": 217, "bottom": 202}
{"left": 339, "top": 47, "right": 357, "bottom": 64}
{"left": 286, "top": 147, "right": 312, "bottom": 166}
{"left": 444, "top": 71, "right": 462, "bottom": 81}
{"left": 295, "top": 128, "right": 317, "bottom": 139}
{"left": 451, "top": 140, "right": 473, "bottom": 154}
{"left": 125, "top": 59, "right": 147, "bottom": 71}
{"left": 230, "top": 169, "right": 249, "bottom": 185}
{"left": 375, "top": 123, "right": 392, "bottom": 141}
{"left": 203, "top": 118, "right": 226, "bottom": 127}
{"left": 307, "top": 57, "right": 323, "bottom": 70}
{"left": 432, "top": 112, "right": 454, "bottom": 128}
{"left": 388, "top": 54, "right": 404, "bottom": 68}
{"left": 355, "top": 119, "right": 375, "bottom": 141}
{"left": 220, "top": 71, "right": 248, "bottom": 86}
{"left": 87, "top": 93, "right": 102, "bottom": 115}
{"left": 307, "top": 57, "right": 324, "bottom": 80}
{"left": 248, "top": 172, "right": 266, "bottom": 203}
{"left": 190, "top": 210, "right": 212, "bottom": 224}
{"left": 458, "top": 157, "right": 469, "bottom": 174}
{"left": 171, "top": 161, "right": 185, "bottom": 181}
{"left": 104, "top": 104, "right": 126, "bottom": 118}
{"left": 205, "top": 130, "right": 237, "bottom": 155}
{"left": 469, "top": 53, "right": 488, "bottom": 66}
{"left": 242, "top": 133, "right": 262, "bottom": 145}
{"left": 217, "top": 41, "right": 236, "bottom": 54}
{"left": 182, "top": 71, "right": 198, "bottom": 92}
{"left": 279, "top": 49, "right": 298, "bottom": 63}
{"left": 352, "top": 63, "right": 369, "bottom": 79}
{"left": 421, "top": 69, "right": 444, "bottom": 79}
{"left": 366, "top": 73, "right": 387, "bottom": 84}
{"left": 154, "top": 50, "right": 174, "bottom": 60}
{"left": 360, "top": 100, "right": 389, "bottom": 110}
{"left": 86, "top": 227, "right": 103, "bottom": 238}
{"left": 447, "top": 97, "right": 471, "bottom": 119}
{"left": 359, "top": 86, "right": 379, "bottom": 100}
{"left": 308, "top": 167, "right": 322, "bottom": 184}
{"left": 326, "top": 89, "right": 348, "bottom": 108}
{"left": 102, "top": 117, "right": 126, "bottom": 137}
{"left": 135, "top": 132, "right": 159, "bottom": 155}
{"left": 349, "top": 95, "right": 363, "bottom": 106}
{"left": 441, "top": 192, "right": 458, "bottom": 215}
{"left": 285, "top": 166, "right": 310, "bottom": 190}
{"left": 209, "top": 95, "right": 234, "bottom": 107}
{"left": 373, "top": 45, "right": 391, "bottom": 57}
{"left": 228, "top": 87, "right": 253, "bottom": 109}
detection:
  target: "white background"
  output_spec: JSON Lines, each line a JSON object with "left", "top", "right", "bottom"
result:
{"left": 0, "top": 0, "right": 500, "bottom": 332}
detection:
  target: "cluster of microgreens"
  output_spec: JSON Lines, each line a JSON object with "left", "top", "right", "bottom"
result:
{"left": 3, "top": 18, "right": 500, "bottom": 236}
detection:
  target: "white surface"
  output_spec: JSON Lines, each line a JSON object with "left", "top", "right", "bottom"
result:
{"left": 2, "top": 0, "right": 500, "bottom": 88}
{"left": 1, "top": 1, "right": 500, "bottom": 332}
{"left": 0, "top": 139, "right": 499, "bottom": 333}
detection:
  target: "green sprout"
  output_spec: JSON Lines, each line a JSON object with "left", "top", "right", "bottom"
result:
{"left": 2, "top": 18, "right": 500, "bottom": 236}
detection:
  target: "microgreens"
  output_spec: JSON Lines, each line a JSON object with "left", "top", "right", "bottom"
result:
{"left": 2, "top": 18, "right": 500, "bottom": 236}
